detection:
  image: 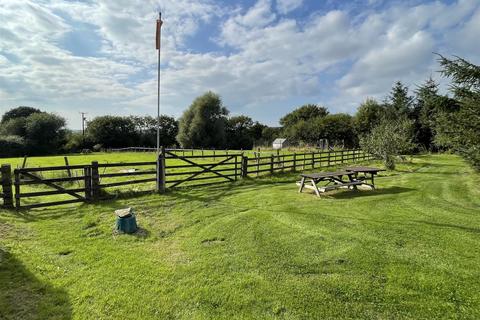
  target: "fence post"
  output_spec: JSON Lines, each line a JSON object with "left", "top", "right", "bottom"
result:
{"left": 157, "top": 146, "right": 166, "bottom": 193}
{"left": 327, "top": 151, "right": 331, "bottom": 167}
{"left": 64, "top": 156, "right": 72, "bottom": 178}
{"left": 234, "top": 155, "right": 238, "bottom": 181}
{"left": 14, "top": 169, "right": 20, "bottom": 209}
{"left": 242, "top": 156, "right": 248, "bottom": 178}
{"left": 91, "top": 161, "right": 100, "bottom": 201}
{"left": 84, "top": 166, "right": 92, "bottom": 202}
{"left": 270, "top": 154, "right": 274, "bottom": 175}
{"left": 311, "top": 152, "right": 314, "bottom": 169}
{"left": 341, "top": 150, "right": 345, "bottom": 164}
{"left": 292, "top": 153, "right": 296, "bottom": 172}
{"left": 1, "top": 165, "right": 13, "bottom": 209}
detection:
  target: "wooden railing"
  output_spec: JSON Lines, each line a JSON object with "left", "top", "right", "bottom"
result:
{"left": 0, "top": 149, "right": 374, "bottom": 209}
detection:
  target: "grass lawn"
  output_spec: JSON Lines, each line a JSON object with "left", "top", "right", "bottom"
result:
{"left": 1, "top": 154, "right": 479, "bottom": 319}
{"left": 1, "top": 150, "right": 364, "bottom": 208}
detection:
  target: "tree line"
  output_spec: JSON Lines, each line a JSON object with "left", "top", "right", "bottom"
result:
{"left": 0, "top": 55, "right": 478, "bottom": 171}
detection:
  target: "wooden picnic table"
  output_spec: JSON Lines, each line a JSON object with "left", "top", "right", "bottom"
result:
{"left": 344, "top": 166, "right": 385, "bottom": 189}
{"left": 297, "top": 171, "right": 363, "bottom": 197}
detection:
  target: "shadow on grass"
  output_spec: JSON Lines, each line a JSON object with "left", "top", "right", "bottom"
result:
{"left": 412, "top": 220, "right": 480, "bottom": 234}
{"left": 325, "top": 186, "right": 415, "bottom": 199}
{"left": 0, "top": 248, "right": 72, "bottom": 319}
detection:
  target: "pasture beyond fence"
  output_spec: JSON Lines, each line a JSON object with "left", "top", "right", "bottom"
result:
{"left": 0, "top": 148, "right": 374, "bottom": 210}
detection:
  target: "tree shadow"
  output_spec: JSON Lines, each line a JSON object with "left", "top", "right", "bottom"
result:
{"left": 0, "top": 248, "right": 72, "bottom": 319}
{"left": 326, "top": 186, "right": 415, "bottom": 199}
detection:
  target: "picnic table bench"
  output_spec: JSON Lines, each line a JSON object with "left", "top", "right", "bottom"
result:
{"left": 297, "top": 167, "right": 385, "bottom": 197}
{"left": 344, "top": 166, "right": 385, "bottom": 189}
{"left": 297, "top": 171, "right": 362, "bottom": 197}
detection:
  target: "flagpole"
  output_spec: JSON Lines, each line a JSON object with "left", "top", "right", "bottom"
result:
{"left": 156, "top": 11, "right": 161, "bottom": 157}
{"left": 156, "top": 12, "right": 163, "bottom": 192}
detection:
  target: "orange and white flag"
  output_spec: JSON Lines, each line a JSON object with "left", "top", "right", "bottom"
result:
{"left": 156, "top": 18, "right": 163, "bottom": 50}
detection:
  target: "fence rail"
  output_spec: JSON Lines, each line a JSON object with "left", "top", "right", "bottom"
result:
{"left": 0, "top": 148, "right": 374, "bottom": 210}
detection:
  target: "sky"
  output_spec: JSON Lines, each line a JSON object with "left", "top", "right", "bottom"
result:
{"left": 0, "top": 0, "right": 479, "bottom": 129}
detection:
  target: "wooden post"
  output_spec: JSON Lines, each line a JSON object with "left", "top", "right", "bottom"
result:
{"left": 341, "top": 150, "right": 345, "bottom": 164}
{"left": 84, "top": 166, "right": 92, "bottom": 202}
{"left": 270, "top": 154, "right": 274, "bottom": 175}
{"left": 311, "top": 152, "right": 314, "bottom": 169}
{"left": 91, "top": 161, "right": 100, "bottom": 201}
{"left": 157, "top": 146, "right": 166, "bottom": 193}
{"left": 256, "top": 152, "right": 259, "bottom": 177}
{"left": 21, "top": 156, "right": 27, "bottom": 168}
{"left": 14, "top": 169, "right": 20, "bottom": 209}
{"left": 64, "top": 156, "right": 72, "bottom": 178}
{"left": 1, "top": 165, "right": 13, "bottom": 208}
{"left": 293, "top": 153, "right": 296, "bottom": 172}
{"left": 327, "top": 151, "right": 331, "bottom": 167}
{"left": 241, "top": 155, "right": 248, "bottom": 178}
{"left": 234, "top": 155, "right": 238, "bottom": 181}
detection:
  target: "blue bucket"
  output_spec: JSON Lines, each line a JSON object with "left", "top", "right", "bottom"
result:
{"left": 116, "top": 213, "right": 138, "bottom": 234}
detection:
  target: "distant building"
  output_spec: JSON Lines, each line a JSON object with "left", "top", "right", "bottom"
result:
{"left": 272, "top": 138, "right": 288, "bottom": 149}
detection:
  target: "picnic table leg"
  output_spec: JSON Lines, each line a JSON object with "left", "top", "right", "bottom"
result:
{"left": 310, "top": 179, "right": 321, "bottom": 197}
{"left": 347, "top": 174, "right": 358, "bottom": 190}
{"left": 298, "top": 176, "right": 306, "bottom": 193}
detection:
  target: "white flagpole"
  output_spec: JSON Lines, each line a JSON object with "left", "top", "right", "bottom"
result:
{"left": 156, "top": 12, "right": 163, "bottom": 192}
{"left": 156, "top": 11, "right": 162, "bottom": 157}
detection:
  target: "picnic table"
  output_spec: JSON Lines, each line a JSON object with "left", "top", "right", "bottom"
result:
{"left": 297, "top": 166, "right": 385, "bottom": 197}
{"left": 297, "top": 171, "right": 363, "bottom": 197}
{"left": 344, "top": 166, "right": 385, "bottom": 189}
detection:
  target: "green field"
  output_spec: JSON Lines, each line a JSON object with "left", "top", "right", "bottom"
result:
{"left": 0, "top": 150, "right": 365, "bottom": 208}
{"left": 1, "top": 154, "right": 479, "bottom": 319}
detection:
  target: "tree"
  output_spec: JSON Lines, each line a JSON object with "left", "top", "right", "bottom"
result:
{"left": 412, "top": 77, "right": 449, "bottom": 151}
{"left": 260, "top": 127, "right": 282, "bottom": 146}
{"left": 24, "top": 113, "right": 67, "bottom": 155}
{"left": 225, "top": 116, "right": 255, "bottom": 150}
{"left": 320, "top": 114, "right": 357, "bottom": 148}
{"left": 0, "top": 117, "right": 28, "bottom": 137}
{"left": 385, "top": 81, "right": 414, "bottom": 119}
{"left": 87, "top": 116, "right": 138, "bottom": 148}
{"left": 176, "top": 92, "right": 228, "bottom": 148}
{"left": 129, "top": 115, "right": 178, "bottom": 147}
{"left": 435, "top": 55, "right": 480, "bottom": 170}
{"left": 360, "top": 118, "right": 415, "bottom": 170}
{"left": 1, "top": 106, "right": 41, "bottom": 124}
{"left": 354, "top": 98, "right": 385, "bottom": 137}
{"left": 280, "top": 104, "right": 328, "bottom": 127}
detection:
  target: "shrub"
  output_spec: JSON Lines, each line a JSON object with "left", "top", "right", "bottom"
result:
{"left": 0, "top": 135, "right": 26, "bottom": 157}
{"left": 360, "top": 118, "right": 416, "bottom": 170}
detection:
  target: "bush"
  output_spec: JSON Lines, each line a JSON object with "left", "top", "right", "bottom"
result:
{"left": 0, "top": 135, "right": 26, "bottom": 157}
{"left": 360, "top": 118, "right": 415, "bottom": 170}
{"left": 87, "top": 116, "right": 137, "bottom": 148}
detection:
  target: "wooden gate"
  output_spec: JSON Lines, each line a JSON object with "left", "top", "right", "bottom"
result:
{"left": 163, "top": 150, "right": 241, "bottom": 188}
{"left": 14, "top": 165, "right": 91, "bottom": 209}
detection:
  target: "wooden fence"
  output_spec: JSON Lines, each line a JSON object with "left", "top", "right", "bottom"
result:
{"left": 0, "top": 149, "right": 373, "bottom": 210}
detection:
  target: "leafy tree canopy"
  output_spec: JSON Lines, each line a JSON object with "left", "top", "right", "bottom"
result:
{"left": 176, "top": 91, "right": 228, "bottom": 148}
{"left": 360, "top": 118, "right": 416, "bottom": 170}
{"left": 354, "top": 98, "right": 385, "bottom": 137}
{"left": 280, "top": 104, "right": 328, "bottom": 127}
{"left": 87, "top": 116, "right": 138, "bottom": 148}
{"left": 435, "top": 55, "right": 480, "bottom": 170}
{"left": 1, "top": 106, "right": 41, "bottom": 124}
{"left": 385, "top": 81, "right": 414, "bottom": 119}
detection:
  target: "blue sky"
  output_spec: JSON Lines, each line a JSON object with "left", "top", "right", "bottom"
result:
{"left": 0, "top": 0, "right": 479, "bottom": 129}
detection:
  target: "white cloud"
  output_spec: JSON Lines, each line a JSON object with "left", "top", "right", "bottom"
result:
{"left": 276, "top": 0, "right": 303, "bottom": 14}
{"left": 1, "top": 0, "right": 479, "bottom": 128}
